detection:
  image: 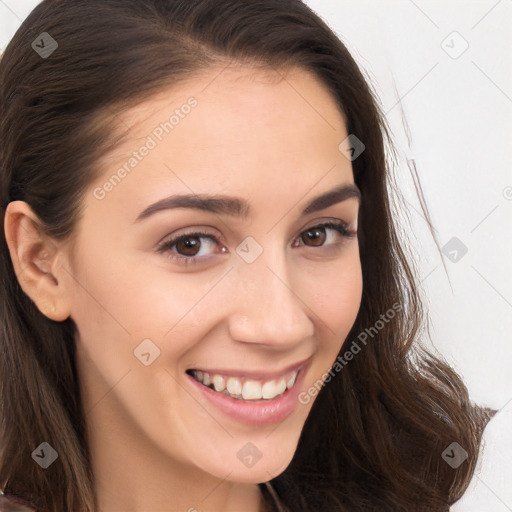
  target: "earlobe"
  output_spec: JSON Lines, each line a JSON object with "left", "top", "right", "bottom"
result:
{"left": 3, "top": 201, "right": 71, "bottom": 322}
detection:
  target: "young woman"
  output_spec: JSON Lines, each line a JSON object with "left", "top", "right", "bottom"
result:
{"left": 0, "top": 1, "right": 495, "bottom": 511}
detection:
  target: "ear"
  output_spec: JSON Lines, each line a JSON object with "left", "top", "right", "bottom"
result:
{"left": 3, "top": 201, "right": 71, "bottom": 321}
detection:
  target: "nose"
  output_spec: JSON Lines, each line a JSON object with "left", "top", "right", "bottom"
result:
{"left": 227, "top": 248, "right": 315, "bottom": 349}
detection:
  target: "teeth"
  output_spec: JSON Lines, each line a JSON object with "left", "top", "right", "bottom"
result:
{"left": 242, "top": 380, "right": 262, "bottom": 400}
{"left": 261, "top": 378, "right": 287, "bottom": 399}
{"left": 191, "top": 369, "right": 299, "bottom": 401}
{"left": 226, "top": 376, "right": 242, "bottom": 396}
{"left": 287, "top": 373, "right": 296, "bottom": 389}
{"left": 211, "top": 374, "right": 225, "bottom": 392}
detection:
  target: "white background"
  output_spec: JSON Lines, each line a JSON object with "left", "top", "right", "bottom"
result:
{"left": 2, "top": 0, "right": 511, "bottom": 509}
{"left": 300, "top": 3, "right": 512, "bottom": 509}
{"left": 302, "top": 0, "right": 512, "bottom": 413}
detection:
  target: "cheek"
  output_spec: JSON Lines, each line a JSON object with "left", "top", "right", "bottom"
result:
{"left": 309, "top": 252, "right": 363, "bottom": 336}
{"left": 67, "top": 250, "right": 222, "bottom": 383}
{"left": 67, "top": 248, "right": 182, "bottom": 335}
{"left": 305, "top": 259, "right": 363, "bottom": 378}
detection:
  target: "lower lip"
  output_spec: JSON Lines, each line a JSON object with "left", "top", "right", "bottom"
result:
{"left": 186, "top": 363, "right": 310, "bottom": 427}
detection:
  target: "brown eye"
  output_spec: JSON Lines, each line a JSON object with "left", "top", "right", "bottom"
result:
{"left": 294, "top": 221, "right": 354, "bottom": 249}
{"left": 301, "top": 227, "right": 326, "bottom": 247}
{"left": 175, "top": 236, "right": 202, "bottom": 256}
{"left": 156, "top": 229, "right": 220, "bottom": 267}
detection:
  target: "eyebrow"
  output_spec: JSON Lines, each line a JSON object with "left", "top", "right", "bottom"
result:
{"left": 134, "top": 183, "right": 361, "bottom": 223}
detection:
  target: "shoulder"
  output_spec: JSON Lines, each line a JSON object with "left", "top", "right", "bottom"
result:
{"left": 450, "top": 406, "right": 512, "bottom": 511}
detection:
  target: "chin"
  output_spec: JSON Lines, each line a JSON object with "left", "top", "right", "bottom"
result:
{"left": 207, "top": 448, "right": 296, "bottom": 483}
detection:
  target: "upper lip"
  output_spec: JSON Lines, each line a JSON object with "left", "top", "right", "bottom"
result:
{"left": 187, "top": 355, "right": 313, "bottom": 381}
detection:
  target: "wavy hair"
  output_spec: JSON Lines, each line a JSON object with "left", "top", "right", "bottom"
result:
{"left": 0, "top": 1, "right": 494, "bottom": 510}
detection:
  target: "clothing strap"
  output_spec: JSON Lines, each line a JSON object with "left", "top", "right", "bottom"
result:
{"left": 0, "top": 490, "right": 37, "bottom": 511}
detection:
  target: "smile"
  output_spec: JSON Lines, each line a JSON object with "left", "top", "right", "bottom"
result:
{"left": 185, "top": 358, "right": 312, "bottom": 426}
{"left": 187, "top": 368, "right": 299, "bottom": 401}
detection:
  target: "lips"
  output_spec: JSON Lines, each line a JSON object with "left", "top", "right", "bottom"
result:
{"left": 185, "top": 358, "right": 312, "bottom": 426}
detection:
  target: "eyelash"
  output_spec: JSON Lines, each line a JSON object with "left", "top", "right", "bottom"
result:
{"left": 156, "top": 220, "right": 356, "bottom": 267}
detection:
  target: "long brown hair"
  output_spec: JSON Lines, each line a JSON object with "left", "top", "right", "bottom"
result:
{"left": 0, "top": 1, "right": 494, "bottom": 511}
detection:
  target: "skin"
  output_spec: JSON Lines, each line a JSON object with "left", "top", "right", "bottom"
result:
{"left": 5, "top": 65, "right": 363, "bottom": 512}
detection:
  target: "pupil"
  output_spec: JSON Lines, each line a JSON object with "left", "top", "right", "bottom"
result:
{"left": 178, "top": 237, "right": 200, "bottom": 255}
{"left": 305, "top": 228, "right": 325, "bottom": 246}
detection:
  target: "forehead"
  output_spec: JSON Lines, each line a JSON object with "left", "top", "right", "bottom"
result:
{"left": 113, "top": 64, "right": 347, "bottom": 133}
{"left": 87, "top": 65, "right": 353, "bottom": 221}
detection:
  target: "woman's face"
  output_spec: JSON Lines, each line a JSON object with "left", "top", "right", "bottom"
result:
{"left": 62, "top": 65, "right": 362, "bottom": 483}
